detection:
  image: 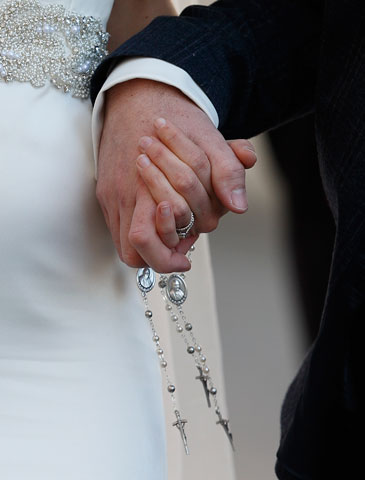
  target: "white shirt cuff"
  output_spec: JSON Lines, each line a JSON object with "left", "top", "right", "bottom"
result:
{"left": 91, "top": 57, "right": 219, "bottom": 177}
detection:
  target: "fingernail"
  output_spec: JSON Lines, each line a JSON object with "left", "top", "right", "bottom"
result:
{"left": 243, "top": 146, "right": 256, "bottom": 154}
{"left": 139, "top": 136, "right": 153, "bottom": 150}
{"left": 155, "top": 117, "right": 166, "bottom": 129}
{"left": 160, "top": 203, "right": 171, "bottom": 217}
{"left": 231, "top": 188, "right": 248, "bottom": 210}
{"left": 137, "top": 154, "right": 151, "bottom": 168}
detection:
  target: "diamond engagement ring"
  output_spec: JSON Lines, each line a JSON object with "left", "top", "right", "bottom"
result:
{"left": 176, "top": 212, "right": 195, "bottom": 239}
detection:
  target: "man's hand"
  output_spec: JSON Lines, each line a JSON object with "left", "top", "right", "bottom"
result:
{"left": 97, "top": 78, "right": 250, "bottom": 272}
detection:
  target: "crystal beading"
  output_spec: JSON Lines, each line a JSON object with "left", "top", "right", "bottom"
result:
{"left": 0, "top": 0, "right": 109, "bottom": 98}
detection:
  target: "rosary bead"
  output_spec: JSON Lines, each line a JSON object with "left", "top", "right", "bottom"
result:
{"left": 200, "top": 355, "right": 207, "bottom": 363}
{"left": 171, "top": 314, "right": 178, "bottom": 322}
{"left": 158, "top": 279, "right": 167, "bottom": 288}
{"left": 189, "top": 245, "right": 196, "bottom": 252}
{"left": 176, "top": 325, "right": 184, "bottom": 333}
{"left": 152, "top": 335, "right": 160, "bottom": 343}
{"left": 156, "top": 348, "right": 164, "bottom": 356}
{"left": 145, "top": 310, "right": 153, "bottom": 319}
{"left": 161, "top": 360, "right": 168, "bottom": 368}
{"left": 196, "top": 345, "right": 202, "bottom": 353}
{"left": 203, "top": 366, "right": 210, "bottom": 374}
{"left": 168, "top": 384, "right": 176, "bottom": 393}
{"left": 185, "top": 323, "right": 193, "bottom": 331}
{"left": 165, "top": 304, "right": 172, "bottom": 311}
{"left": 187, "top": 346, "right": 195, "bottom": 354}
{"left": 210, "top": 387, "right": 217, "bottom": 395}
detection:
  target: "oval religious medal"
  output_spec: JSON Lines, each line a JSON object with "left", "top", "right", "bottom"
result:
{"left": 136, "top": 267, "right": 156, "bottom": 293}
{"left": 166, "top": 274, "right": 188, "bottom": 306}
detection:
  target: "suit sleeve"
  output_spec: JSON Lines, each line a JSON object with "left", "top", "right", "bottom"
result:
{"left": 91, "top": 0, "right": 323, "bottom": 139}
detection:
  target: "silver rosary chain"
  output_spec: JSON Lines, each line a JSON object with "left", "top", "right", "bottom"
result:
{"left": 136, "top": 245, "right": 234, "bottom": 454}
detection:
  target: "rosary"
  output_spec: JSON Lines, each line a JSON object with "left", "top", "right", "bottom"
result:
{"left": 136, "top": 245, "right": 234, "bottom": 455}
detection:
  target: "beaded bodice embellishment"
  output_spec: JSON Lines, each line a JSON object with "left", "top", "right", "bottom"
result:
{"left": 0, "top": 0, "right": 109, "bottom": 98}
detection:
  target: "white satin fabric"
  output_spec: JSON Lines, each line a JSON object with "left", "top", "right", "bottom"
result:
{"left": 0, "top": 1, "right": 235, "bottom": 479}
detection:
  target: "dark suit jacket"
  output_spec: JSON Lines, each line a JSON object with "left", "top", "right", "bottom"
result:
{"left": 91, "top": 1, "right": 365, "bottom": 478}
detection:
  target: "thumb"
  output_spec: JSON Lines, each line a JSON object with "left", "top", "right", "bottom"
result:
{"left": 209, "top": 144, "right": 248, "bottom": 213}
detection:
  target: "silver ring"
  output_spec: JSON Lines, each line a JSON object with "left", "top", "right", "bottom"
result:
{"left": 176, "top": 212, "right": 195, "bottom": 239}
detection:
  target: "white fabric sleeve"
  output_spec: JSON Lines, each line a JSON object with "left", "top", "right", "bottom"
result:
{"left": 91, "top": 57, "right": 219, "bottom": 177}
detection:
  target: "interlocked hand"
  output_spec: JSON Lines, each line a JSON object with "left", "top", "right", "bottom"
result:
{"left": 97, "top": 79, "right": 256, "bottom": 273}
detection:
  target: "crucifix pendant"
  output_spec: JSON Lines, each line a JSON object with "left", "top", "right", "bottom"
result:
{"left": 195, "top": 366, "right": 211, "bottom": 407}
{"left": 173, "top": 410, "right": 189, "bottom": 455}
{"left": 216, "top": 409, "right": 235, "bottom": 451}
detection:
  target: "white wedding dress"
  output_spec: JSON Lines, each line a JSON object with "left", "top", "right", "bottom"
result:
{"left": 0, "top": 1, "right": 235, "bottom": 479}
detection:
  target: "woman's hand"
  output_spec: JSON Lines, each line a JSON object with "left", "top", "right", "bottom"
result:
{"left": 136, "top": 118, "right": 257, "bottom": 251}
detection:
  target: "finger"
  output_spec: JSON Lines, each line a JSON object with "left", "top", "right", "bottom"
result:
{"left": 155, "top": 202, "right": 199, "bottom": 255}
{"left": 138, "top": 139, "right": 220, "bottom": 232}
{"left": 107, "top": 208, "right": 147, "bottom": 268}
{"left": 156, "top": 201, "right": 199, "bottom": 255}
{"left": 98, "top": 199, "right": 123, "bottom": 261}
{"left": 96, "top": 182, "right": 123, "bottom": 259}
{"left": 227, "top": 139, "right": 257, "bottom": 169}
{"left": 117, "top": 177, "right": 150, "bottom": 268}
{"left": 153, "top": 117, "right": 212, "bottom": 193}
{"left": 96, "top": 176, "right": 146, "bottom": 267}
{"left": 118, "top": 210, "right": 147, "bottom": 268}
{"left": 116, "top": 189, "right": 147, "bottom": 268}
{"left": 99, "top": 203, "right": 111, "bottom": 231}
{"left": 202, "top": 137, "right": 249, "bottom": 214}
{"left": 155, "top": 201, "right": 180, "bottom": 249}
{"left": 110, "top": 211, "right": 122, "bottom": 259}
{"left": 136, "top": 153, "right": 193, "bottom": 229}
{"left": 128, "top": 186, "right": 191, "bottom": 273}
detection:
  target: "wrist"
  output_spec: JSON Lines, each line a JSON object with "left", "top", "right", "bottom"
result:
{"left": 106, "top": 78, "right": 194, "bottom": 106}
{"left": 105, "top": 78, "right": 203, "bottom": 128}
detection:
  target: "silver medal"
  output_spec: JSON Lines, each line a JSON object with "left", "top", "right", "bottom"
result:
{"left": 136, "top": 267, "right": 156, "bottom": 293}
{"left": 166, "top": 274, "right": 188, "bottom": 306}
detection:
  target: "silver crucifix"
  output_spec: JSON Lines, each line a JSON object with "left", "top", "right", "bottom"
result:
{"left": 173, "top": 410, "right": 189, "bottom": 455}
{"left": 195, "top": 366, "right": 211, "bottom": 407}
{"left": 216, "top": 409, "right": 235, "bottom": 451}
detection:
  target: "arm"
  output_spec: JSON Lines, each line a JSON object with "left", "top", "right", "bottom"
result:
{"left": 93, "top": 0, "right": 323, "bottom": 138}
{"left": 107, "top": 0, "right": 176, "bottom": 51}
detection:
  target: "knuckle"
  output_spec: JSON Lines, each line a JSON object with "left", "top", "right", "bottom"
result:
{"left": 128, "top": 228, "right": 147, "bottom": 249}
{"left": 233, "top": 138, "right": 255, "bottom": 151}
{"left": 241, "top": 139, "right": 255, "bottom": 151}
{"left": 219, "top": 163, "right": 245, "bottom": 183}
{"left": 96, "top": 183, "right": 107, "bottom": 203}
{"left": 117, "top": 190, "right": 133, "bottom": 210}
{"left": 159, "top": 223, "right": 175, "bottom": 236}
{"left": 173, "top": 202, "right": 190, "bottom": 224}
{"left": 148, "top": 142, "right": 164, "bottom": 159}
{"left": 163, "top": 126, "right": 178, "bottom": 143}
{"left": 190, "top": 150, "right": 209, "bottom": 173}
{"left": 175, "top": 173, "right": 198, "bottom": 195}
